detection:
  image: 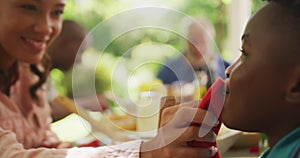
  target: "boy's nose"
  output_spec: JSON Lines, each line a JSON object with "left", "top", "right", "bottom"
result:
{"left": 225, "top": 62, "right": 237, "bottom": 78}
{"left": 225, "top": 57, "right": 241, "bottom": 78}
{"left": 225, "top": 67, "right": 231, "bottom": 78}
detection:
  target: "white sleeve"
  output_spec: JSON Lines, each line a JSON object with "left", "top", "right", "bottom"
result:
{"left": 0, "top": 127, "right": 142, "bottom": 158}
{"left": 66, "top": 140, "right": 142, "bottom": 158}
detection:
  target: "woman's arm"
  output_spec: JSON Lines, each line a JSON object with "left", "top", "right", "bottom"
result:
{"left": 0, "top": 127, "right": 142, "bottom": 158}
{"left": 0, "top": 127, "right": 68, "bottom": 158}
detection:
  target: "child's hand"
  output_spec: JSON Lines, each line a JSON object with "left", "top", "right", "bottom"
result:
{"left": 140, "top": 101, "right": 218, "bottom": 158}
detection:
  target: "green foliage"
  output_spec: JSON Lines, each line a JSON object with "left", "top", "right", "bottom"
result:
{"left": 252, "top": 0, "right": 267, "bottom": 13}
{"left": 95, "top": 63, "right": 112, "bottom": 93}
{"left": 106, "top": 28, "right": 183, "bottom": 57}
{"left": 63, "top": 0, "right": 227, "bottom": 56}
{"left": 59, "top": 0, "right": 265, "bottom": 99}
{"left": 64, "top": 0, "right": 124, "bottom": 30}
{"left": 63, "top": 0, "right": 263, "bottom": 56}
{"left": 50, "top": 68, "right": 67, "bottom": 96}
{"left": 179, "top": 0, "right": 223, "bottom": 22}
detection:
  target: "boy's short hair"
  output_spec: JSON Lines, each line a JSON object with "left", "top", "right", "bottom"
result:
{"left": 264, "top": 0, "right": 300, "bottom": 62}
{"left": 266, "top": 0, "right": 300, "bottom": 7}
{"left": 265, "top": 0, "right": 300, "bottom": 30}
{"left": 267, "top": 0, "right": 299, "bottom": 4}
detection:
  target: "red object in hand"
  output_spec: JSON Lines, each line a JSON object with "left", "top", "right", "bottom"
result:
{"left": 249, "top": 145, "right": 259, "bottom": 153}
{"left": 78, "top": 139, "right": 100, "bottom": 147}
{"left": 188, "top": 78, "right": 225, "bottom": 158}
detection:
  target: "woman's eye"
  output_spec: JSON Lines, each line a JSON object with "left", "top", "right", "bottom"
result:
{"left": 52, "top": 10, "right": 64, "bottom": 17}
{"left": 51, "top": 9, "right": 64, "bottom": 18}
{"left": 20, "top": 4, "right": 37, "bottom": 11}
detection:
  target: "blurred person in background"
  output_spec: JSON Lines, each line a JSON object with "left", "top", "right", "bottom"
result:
{"left": 47, "top": 20, "right": 109, "bottom": 121}
{"left": 48, "top": 20, "right": 88, "bottom": 72}
{"left": 157, "top": 17, "right": 230, "bottom": 89}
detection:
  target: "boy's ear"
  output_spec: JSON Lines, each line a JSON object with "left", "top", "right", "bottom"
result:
{"left": 286, "top": 67, "right": 300, "bottom": 104}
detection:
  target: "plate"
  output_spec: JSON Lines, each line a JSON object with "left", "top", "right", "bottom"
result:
{"left": 217, "top": 124, "right": 242, "bottom": 154}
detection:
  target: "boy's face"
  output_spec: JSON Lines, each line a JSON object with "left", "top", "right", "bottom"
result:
{"left": 222, "top": 2, "right": 299, "bottom": 133}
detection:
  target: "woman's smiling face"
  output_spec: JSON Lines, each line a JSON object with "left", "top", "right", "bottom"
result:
{"left": 222, "top": 2, "right": 299, "bottom": 133}
{"left": 0, "top": 0, "right": 65, "bottom": 68}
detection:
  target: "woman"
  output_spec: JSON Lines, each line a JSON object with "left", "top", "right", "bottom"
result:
{"left": 0, "top": 0, "right": 215, "bottom": 157}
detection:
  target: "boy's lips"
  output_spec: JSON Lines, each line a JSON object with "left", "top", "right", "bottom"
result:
{"left": 224, "top": 79, "right": 230, "bottom": 94}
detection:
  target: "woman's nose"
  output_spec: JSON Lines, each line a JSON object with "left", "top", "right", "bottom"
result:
{"left": 34, "top": 16, "right": 53, "bottom": 35}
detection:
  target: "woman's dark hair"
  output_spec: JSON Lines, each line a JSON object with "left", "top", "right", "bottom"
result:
{"left": 29, "top": 54, "right": 52, "bottom": 101}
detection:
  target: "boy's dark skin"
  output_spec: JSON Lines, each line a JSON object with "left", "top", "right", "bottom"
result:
{"left": 223, "top": 0, "right": 300, "bottom": 149}
{"left": 141, "top": 1, "right": 300, "bottom": 157}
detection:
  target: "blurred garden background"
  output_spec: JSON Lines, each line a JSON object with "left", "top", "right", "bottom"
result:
{"left": 55, "top": 0, "right": 266, "bottom": 96}
{"left": 51, "top": 0, "right": 266, "bottom": 142}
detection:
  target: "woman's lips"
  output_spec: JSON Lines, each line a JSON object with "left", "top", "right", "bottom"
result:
{"left": 22, "top": 36, "right": 48, "bottom": 52}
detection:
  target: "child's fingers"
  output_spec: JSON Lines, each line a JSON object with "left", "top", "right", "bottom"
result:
{"left": 57, "top": 142, "right": 73, "bottom": 148}
{"left": 40, "top": 140, "right": 59, "bottom": 148}
{"left": 159, "top": 100, "right": 202, "bottom": 127}
{"left": 174, "top": 126, "right": 216, "bottom": 143}
{"left": 41, "top": 130, "right": 61, "bottom": 148}
{"left": 190, "top": 130, "right": 217, "bottom": 143}
{"left": 159, "top": 106, "right": 206, "bottom": 128}
{"left": 171, "top": 106, "right": 213, "bottom": 128}
{"left": 177, "top": 100, "right": 201, "bottom": 108}
{"left": 157, "top": 100, "right": 218, "bottom": 149}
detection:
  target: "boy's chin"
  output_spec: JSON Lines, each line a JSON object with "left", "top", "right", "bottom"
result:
{"left": 223, "top": 122, "right": 239, "bottom": 131}
{"left": 222, "top": 120, "right": 259, "bottom": 133}
{"left": 222, "top": 115, "right": 247, "bottom": 132}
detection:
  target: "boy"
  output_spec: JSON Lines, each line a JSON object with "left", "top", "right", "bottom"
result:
{"left": 222, "top": 0, "right": 300, "bottom": 157}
